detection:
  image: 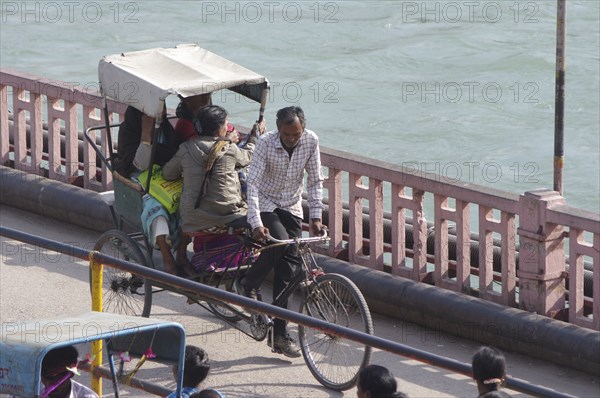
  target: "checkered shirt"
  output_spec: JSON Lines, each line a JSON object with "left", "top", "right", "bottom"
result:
{"left": 246, "top": 129, "right": 324, "bottom": 229}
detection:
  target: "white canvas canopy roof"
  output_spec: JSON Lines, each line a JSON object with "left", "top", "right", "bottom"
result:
{"left": 98, "top": 43, "right": 268, "bottom": 118}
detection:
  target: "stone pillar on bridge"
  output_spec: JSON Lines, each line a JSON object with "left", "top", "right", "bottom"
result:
{"left": 517, "top": 189, "right": 566, "bottom": 318}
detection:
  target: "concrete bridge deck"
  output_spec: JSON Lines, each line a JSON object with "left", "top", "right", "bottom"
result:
{"left": 1, "top": 204, "right": 597, "bottom": 398}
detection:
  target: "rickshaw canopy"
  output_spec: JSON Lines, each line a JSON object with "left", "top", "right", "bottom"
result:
{"left": 98, "top": 43, "right": 269, "bottom": 118}
{"left": 0, "top": 311, "right": 185, "bottom": 397}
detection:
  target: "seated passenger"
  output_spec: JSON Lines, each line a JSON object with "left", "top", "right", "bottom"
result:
{"left": 163, "top": 105, "right": 265, "bottom": 234}
{"left": 472, "top": 346, "right": 512, "bottom": 398}
{"left": 167, "top": 346, "right": 224, "bottom": 398}
{"left": 175, "top": 94, "right": 212, "bottom": 142}
{"left": 40, "top": 345, "right": 98, "bottom": 398}
{"left": 114, "top": 106, "right": 193, "bottom": 276}
{"left": 114, "top": 106, "right": 179, "bottom": 178}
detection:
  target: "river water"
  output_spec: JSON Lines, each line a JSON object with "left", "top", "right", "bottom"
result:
{"left": 1, "top": 0, "right": 598, "bottom": 212}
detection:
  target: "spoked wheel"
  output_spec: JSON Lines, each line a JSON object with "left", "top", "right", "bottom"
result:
{"left": 91, "top": 230, "right": 152, "bottom": 317}
{"left": 298, "top": 273, "right": 373, "bottom": 391}
{"left": 205, "top": 273, "right": 242, "bottom": 322}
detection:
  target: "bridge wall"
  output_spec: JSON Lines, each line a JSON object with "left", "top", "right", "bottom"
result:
{"left": 1, "top": 69, "right": 598, "bottom": 332}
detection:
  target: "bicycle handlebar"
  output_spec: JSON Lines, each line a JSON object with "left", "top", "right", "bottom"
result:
{"left": 266, "top": 231, "right": 329, "bottom": 245}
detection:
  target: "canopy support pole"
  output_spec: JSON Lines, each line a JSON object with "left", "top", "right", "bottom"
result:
{"left": 553, "top": 0, "right": 567, "bottom": 194}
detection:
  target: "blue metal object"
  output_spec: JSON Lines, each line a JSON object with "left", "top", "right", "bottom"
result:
{"left": 0, "top": 311, "right": 185, "bottom": 397}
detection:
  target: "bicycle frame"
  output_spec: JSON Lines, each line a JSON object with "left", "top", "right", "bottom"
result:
{"left": 198, "top": 234, "right": 330, "bottom": 334}
{"left": 267, "top": 235, "right": 329, "bottom": 310}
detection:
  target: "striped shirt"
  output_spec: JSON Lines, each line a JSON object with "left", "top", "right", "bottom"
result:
{"left": 246, "top": 129, "right": 324, "bottom": 229}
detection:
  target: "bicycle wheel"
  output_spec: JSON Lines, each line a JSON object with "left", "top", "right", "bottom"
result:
{"left": 206, "top": 273, "right": 241, "bottom": 322}
{"left": 298, "top": 273, "right": 373, "bottom": 391}
{"left": 91, "top": 230, "right": 152, "bottom": 317}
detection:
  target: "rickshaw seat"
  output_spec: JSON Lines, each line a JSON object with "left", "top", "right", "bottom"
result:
{"left": 98, "top": 190, "right": 115, "bottom": 206}
{"left": 113, "top": 171, "right": 144, "bottom": 193}
{"left": 188, "top": 228, "right": 250, "bottom": 273}
{"left": 112, "top": 174, "right": 144, "bottom": 231}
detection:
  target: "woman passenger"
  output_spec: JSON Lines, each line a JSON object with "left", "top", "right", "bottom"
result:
{"left": 163, "top": 105, "right": 264, "bottom": 233}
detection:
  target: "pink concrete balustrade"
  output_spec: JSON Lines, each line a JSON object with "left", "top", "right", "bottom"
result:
{"left": 1, "top": 70, "right": 598, "bottom": 330}
{"left": 0, "top": 68, "right": 126, "bottom": 190}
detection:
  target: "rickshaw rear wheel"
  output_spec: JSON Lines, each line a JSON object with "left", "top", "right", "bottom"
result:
{"left": 205, "top": 274, "right": 242, "bottom": 322}
{"left": 91, "top": 230, "right": 153, "bottom": 317}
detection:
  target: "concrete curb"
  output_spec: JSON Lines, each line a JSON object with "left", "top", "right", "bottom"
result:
{"left": 318, "top": 255, "right": 600, "bottom": 376}
{"left": 1, "top": 165, "right": 598, "bottom": 376}
{"left": 0, "top": 166, "right": 114, "bottom": 232}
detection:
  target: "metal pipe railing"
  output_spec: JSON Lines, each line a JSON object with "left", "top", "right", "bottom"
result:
{"left": 0, "top": 226, "right": 575, "bottom": 398}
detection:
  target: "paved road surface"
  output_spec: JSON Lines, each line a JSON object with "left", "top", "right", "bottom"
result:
{"left": 1, "top": 204, "right": 598, "bottom": 397}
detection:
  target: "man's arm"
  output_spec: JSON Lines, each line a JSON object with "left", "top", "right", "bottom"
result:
{"left": 246, "top": 138, "right": 267, "bottom": 232}
{"left": 306, "top": 137, "right": 325, "bottom": 235}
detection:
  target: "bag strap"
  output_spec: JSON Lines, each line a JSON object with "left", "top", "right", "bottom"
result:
{"left": 194, "top": 139, "right": 231, "bottom": 209}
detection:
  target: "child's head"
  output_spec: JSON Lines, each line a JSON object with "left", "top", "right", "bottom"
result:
{"left": 190, "top": 389, "right": 224, "bottom": 398}
{"left": 472, "top": 346, "right": 506, "bottom": 393}
{"left": 41, "top": 345, "right": 80, "bottom": 398}
{"left": 174, "top": 345, "right": 210, "bottom": 388}
{"left": 357, "top": 364, "right": 407, "bottom": 398}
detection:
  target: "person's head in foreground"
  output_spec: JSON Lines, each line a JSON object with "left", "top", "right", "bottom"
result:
{"left": 190, "top": 389, "right": 225, "bottom": 398}
{"left": 41, "top": 345, "right": 98, "bottom": 398}
{"left": 472, "top": 346, "right": 511, "bottom": 397}
{"left": 356, "top": 364, "right": 408, "bottom": 398}
{"left": 173, "top": 345, "right": 211, "bottom": 388}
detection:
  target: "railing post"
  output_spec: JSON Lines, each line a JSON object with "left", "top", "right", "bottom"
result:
{"left": 323, "top": 167, "right": 344, "bottom": 257}
{"left": 89, "top": 252, "right": 103, "bottom": 396}
{"left": 517, "top": 189, "right": 566, "bottom": 317}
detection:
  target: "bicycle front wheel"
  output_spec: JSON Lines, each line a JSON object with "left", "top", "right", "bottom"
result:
{"left": 91, "top": 230, "right": 152, "bottom": 317}
{"left": 298, "top": 273, "right": 373, "bottom": 391}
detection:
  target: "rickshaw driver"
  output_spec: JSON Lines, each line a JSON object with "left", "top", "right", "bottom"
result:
{"left": 241, "top": 106, "right": 327, "bottom": 358}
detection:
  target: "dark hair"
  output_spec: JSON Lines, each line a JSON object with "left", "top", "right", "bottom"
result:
{"left": 194, "top": 105, "right": 228, "bottom": 137}
{"left": 472, "top": 346, "right": 506, "bottom": 392}
{"left": 42, "top": 345, "right": 79, "bottom": 376}
{"left": 182, "top": 345, "right": 210, "bottom": 388}
{"left": 190, "top": 389, "right": 224, "bottom": 398}
{"left": 276, "top": 106, "right": 306, "bottom": 129}
{"left": 358, "top": 364, "right": 407, "bottom": 398}
{"left": 176, "top": 100, "right": 194, "bottom": 121}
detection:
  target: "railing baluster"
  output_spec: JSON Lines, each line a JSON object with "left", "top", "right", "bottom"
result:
{"left": 1, "top": 69, "right": 598, "bottom": 330}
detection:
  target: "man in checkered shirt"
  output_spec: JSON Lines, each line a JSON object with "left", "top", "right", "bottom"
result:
{"left": 242, "top": 106, "right": 327, "bottom": 358}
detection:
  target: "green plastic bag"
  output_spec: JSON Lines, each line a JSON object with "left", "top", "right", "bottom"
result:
{"left": 138, "top": 164, "right": 183, "bottom": 214}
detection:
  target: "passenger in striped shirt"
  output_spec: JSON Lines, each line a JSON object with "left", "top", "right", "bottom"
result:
{"left": 241, "top": 106, "right": 327, "bottom": 358}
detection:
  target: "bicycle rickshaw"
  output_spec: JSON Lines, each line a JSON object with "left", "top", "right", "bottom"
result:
{"left": 87, "top": 44, "right": 373, "bottom": 390}
{"left": 0, "top": 311, "right": 186, "bottom": 397}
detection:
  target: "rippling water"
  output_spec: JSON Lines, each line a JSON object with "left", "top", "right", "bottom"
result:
{"left": 1, "top": 0, "right": 598, "bottom": 211}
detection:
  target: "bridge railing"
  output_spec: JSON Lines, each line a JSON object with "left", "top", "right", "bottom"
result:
{"left": 1, "top": 69, "right": 598, "bottom": 330}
